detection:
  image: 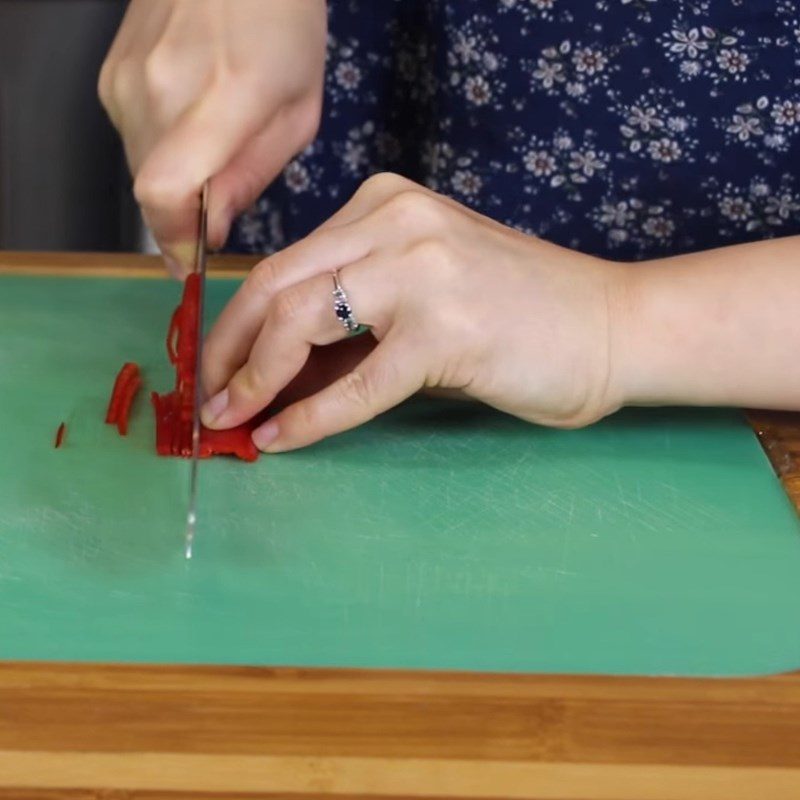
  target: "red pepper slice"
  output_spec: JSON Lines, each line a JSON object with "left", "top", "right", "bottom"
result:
{"left": 54, "top": 422, "right": 66, "bottom": 449}
{"left": 106, "top": 362, "right": 142, "bottom": 436}
{"left": 151, "top": 275, "right": 260, "bottom": 462}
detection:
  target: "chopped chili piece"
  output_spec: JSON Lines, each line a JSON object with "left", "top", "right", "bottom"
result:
{"left": 54, "top": 422, "right": 66, "bottom": 449}
{"left": 106, "top": 362, "right": 142, "bottom": 436}
{"left": 151, "top": 274, "right": 260, "bottom": 462}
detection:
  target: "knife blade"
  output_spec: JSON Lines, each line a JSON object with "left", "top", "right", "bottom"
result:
{"left": 184, "top": 179, "right": 209, "bottom": 559}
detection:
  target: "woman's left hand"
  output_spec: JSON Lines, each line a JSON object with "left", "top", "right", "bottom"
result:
{"left": 201, "top": 173, "right": 629, "bottom": 452}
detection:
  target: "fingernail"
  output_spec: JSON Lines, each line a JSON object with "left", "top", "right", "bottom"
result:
{"left": 201, "top": 388, "right": 229, "bottom": 426}
{"left": 253, "top": 419, "right": 279, "bottom": 451}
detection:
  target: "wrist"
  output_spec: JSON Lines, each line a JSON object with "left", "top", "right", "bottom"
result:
{"left": 610, "top": 253, "right": 725, "bottom": 409}
{"left": 597, "top": 259, "right": 641, "bottom": 416}
{"left": 609, "top": 257, "right": 681, "bottom": 409}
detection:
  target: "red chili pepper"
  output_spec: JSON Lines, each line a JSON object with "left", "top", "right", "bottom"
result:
{"left": 151, "top": 275, "right": 260, "bottom": 462}
{"left": 106, "top": 362, "right": 142, "bottom": 436}
{"left": 54, "top": 422, "right": 66, "bottom": 449}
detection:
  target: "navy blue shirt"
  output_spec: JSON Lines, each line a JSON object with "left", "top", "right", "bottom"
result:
{"left": 228, "top": 0, "right": 800, "bottom": 261}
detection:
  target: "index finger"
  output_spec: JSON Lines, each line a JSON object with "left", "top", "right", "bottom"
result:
{"left": 201, "top": 220, "right": 372, "bottom": 396}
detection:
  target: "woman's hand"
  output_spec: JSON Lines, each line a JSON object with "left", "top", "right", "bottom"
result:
{"left": 98, "top": 0, "right": 326, "bottom": 276}
{"left": 200, "top": 173, "right": 629, "bottom": 452}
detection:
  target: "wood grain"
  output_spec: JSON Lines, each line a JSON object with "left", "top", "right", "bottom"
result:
{"left": 0, "top": 662, "right": 800, "bottom": 799}
{"left": 0, "top": 250, "right": 259, "bottom": 278}
{"left": 2, "top": 251, "right": 800, "bottom": 798}
{"left": 748, "top": 409, "right": 800, "bottom": 510}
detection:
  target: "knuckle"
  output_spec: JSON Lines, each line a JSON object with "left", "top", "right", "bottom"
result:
{"left": 407, "top": 237, "right": 455, "bottom": 274}
{"left": 361, "top": 171, "right": 405, "bottom": 196}
{"left": 270, "top": 287, "right": 303, "bottom": 326}
{"left": 132, "top": 173, "right": 176, "bottom": 210}
{"left": 142, "top": 49, "right": 177, "bottom": 100}
{"left": 109, "top": 58, "right": 138, "bottom": 105}
{"left": 244, "top": 258, "right": 280, "bottom": 301}
{"left": 230, "top": 363, "right": 268, "bottom": 403}
{"left": 383, "top": 190, "right": 444, "bottom": 231}
{"left": 337, "top": 370, "right": 375, "bottom": 412}
{"left": 97, "top": 60, "right": 114, "bottom": 107}
{"left": 294, "top": 396, "right": 321, "bottom": 432}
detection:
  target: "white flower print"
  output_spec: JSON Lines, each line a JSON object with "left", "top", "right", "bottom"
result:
{"left": 447, "top": 16, "right": 508, "bottom": 111}
{"left": 421, "top": 141, "right": 485, "bottom": 200}
{"left": 627, "top": 106, "right": 663, "bottom": 133}
{"left": 565, "top": 81, "right": 586, "bottom": 97}
{"left": 452, "top": 169, "right": 483, "bottom": 197}
{"left": 680, "top": 60, "right": 702, "bottom": 77}
{"left": 704, "top": 177, "right": 800, "bottom": 237}
{"left": 499, "top": 0, "right": 560, "bottom": 23}
{"left": 464, "top": 75, "right": 492, "bottom": 105}
{"left": 422, "top": 141, "right": 454, "bottom": 178}
{"left": 716, "top": 48, "right": 749, "bottom": 75}
{"left": 453, "top": 33, "right": 479, "bottom": 65}
{"left": 532, "top": 58, "right": 565, "bottom": 89}
{"left": 669, "top": 28, "right": 709, "bottom": 59}
{"left": 661, "top": 22, "right": 751, "bottom": 84}
{"left": 591, "top": 191, "right": 677, "bottom": 253}
{"left": 284, "top": 161, "right": 310, "bottom": 194}
{"left": 642, "top": 215, "right": 676, "bottom": 239}
{"left": 237, "top": 213, "right": 266, "bottom": 250}
{"left": 598, "top": 200, "right": 636, "bottom": 228}
{"left": 230, "top": 0, "right": 800, "bottom": 263}
{"left": 721, "top": 97, "right": 800, "bottom": 162}
{"left": 335, "top": 61, "right": 362, "bottom": 91}
{"left": 764, "top": 132, "right": 787, "bottom": 150}
{"left": 612, "top": 88, "right": 697, "bottom": 164}
{"left": 572, "top": 47, "right": 607, "bottom": 76}
{"left": 647, "top": 137, "right": 682, "bottom": 162}
{"left": 483, "top": 52, "right": 500, "bottom": 71}
{"left": 772, "top": 100, "right": 800, "bottom": 127}
{"left": 568, "top": 149, "right": 605, "bottom": 178}
{"left": 526, "top": 37, "right": 621, "bottom": 108}
{"left": 524, "top": 149, "right": 557, "bottom": 176}
{"left": 554, "top": 134, "right": 573, "bottom": 150}
{"left": 751, "top": 182, "right": 771, "bottom": 198}
{"left": 512, "top": 128, "right": 609, "bottom": 200}
{"left": 719, "top": 195, "right": 753, "bottom": 222}
{"left": 727, "top": 113, "right": 763, "bottom": 141}
{"left": 235, "top": 197, "right": 285, "bottom": 255}
{"left": 667, "top": 116, "right": 689, "bottom": 133}
{"left": 337, "top": 128, "right": 369, "bottom": 176}
{"left": 765, "top": 192, "right": 800, "bottom": 222}
{"left": 342, "top": 141, "right": 367, "bottom": 174}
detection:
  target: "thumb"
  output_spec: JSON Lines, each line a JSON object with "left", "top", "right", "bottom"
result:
{"left": 207, "top": 101, "right": 321, "bottom": 250}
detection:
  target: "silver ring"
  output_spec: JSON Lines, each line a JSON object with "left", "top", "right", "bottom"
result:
{"left": 331, "top": 270, "right": 368, "bottom": 335}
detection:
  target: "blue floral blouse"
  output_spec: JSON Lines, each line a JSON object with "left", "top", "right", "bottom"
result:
{"left": 227, "top": 0, "right": 800, "bottom": 262}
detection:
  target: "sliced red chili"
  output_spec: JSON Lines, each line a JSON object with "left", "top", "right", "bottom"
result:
{"left": 152, "top": 274, "right": 260, "bottom": 462}
{"left": 54, "top": 422, "right": 66, "bottom": 449}
{"left": 106, "top": 362, "right": 142, "bottom": 436}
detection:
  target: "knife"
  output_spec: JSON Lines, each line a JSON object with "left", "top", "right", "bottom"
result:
{"left": 184, "top": 179, "right": 209, "bottom": 559}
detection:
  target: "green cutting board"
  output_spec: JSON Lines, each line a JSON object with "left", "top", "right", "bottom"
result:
{"left": 1, "top": 275, "right": 799, "bottom": 676}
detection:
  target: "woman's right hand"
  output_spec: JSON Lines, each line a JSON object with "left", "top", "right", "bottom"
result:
{"left": 99, "top": 0, "right": 327, "bottom": 276}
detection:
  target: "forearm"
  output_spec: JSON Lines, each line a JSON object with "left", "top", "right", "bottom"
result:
{"left": 616, "top": 236, "right": 800, "bottom": 411}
